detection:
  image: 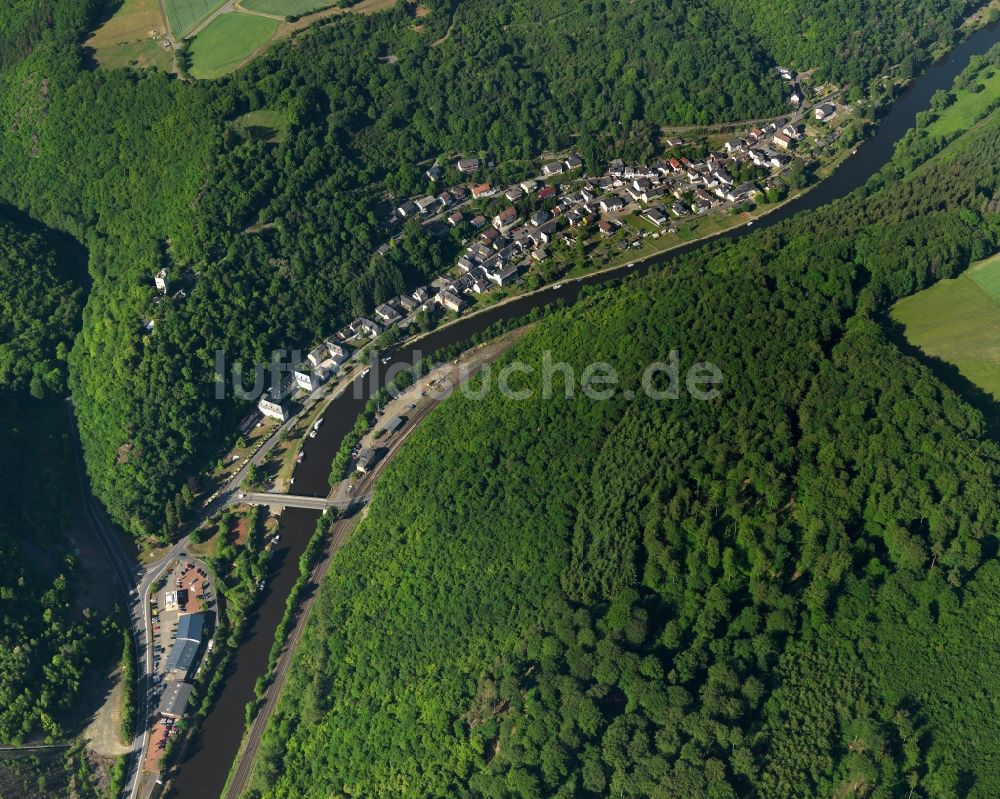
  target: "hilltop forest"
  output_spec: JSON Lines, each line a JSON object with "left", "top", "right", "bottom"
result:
{"left": 249, "top": 59, "right": 1000, "bottom": 799}
{"left": 0, "top": 0, "right": 981, "bottom": 539}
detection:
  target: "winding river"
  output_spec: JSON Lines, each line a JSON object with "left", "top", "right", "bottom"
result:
{"left": 169, "top": 20, "right": 1000, "bottom": 798}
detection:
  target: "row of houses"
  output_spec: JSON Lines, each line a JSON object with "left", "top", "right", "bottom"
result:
{"left": 256, "top": 126, "right": 808, "bottom": 423}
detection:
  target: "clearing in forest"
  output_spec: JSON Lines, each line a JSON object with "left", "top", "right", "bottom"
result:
{"left": 891, "top": 252, "right": 1000, "bottom": 402}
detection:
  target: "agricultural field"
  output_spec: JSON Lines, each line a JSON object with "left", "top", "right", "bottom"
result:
{"left": 239, "top": 0, "right": 335, "bottom": 15}
{"left": 164, "top": 0, "right": 225, "bottom": 37}
{"left": 83, "top": 0, "right": 173, "bottom": 71}
{"left": 891, "top": 252, "right": 1000, "bottom": 401}
{"left": 189, "top": 13, "right": 279, "bottom": 78}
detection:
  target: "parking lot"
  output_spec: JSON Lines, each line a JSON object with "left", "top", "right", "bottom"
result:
{"left": 143, "top": 557, "right": 214, "bottom": 773}
{"left": 149, "top": 560, "right": 213, "bottom": 678}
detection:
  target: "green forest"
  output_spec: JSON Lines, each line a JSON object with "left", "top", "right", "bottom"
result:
{"left": 0, "top": 210, "right": 98, "bottom": 744}
{"left": 247, "top": 67, "right": 1000, "bottom": 798}
{"left": 0, "top": 0, "right": 977, "bottom": 539}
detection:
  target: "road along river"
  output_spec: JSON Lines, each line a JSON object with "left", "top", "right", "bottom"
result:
{"left": 169, "top": 20, "right": 1000, "bottom": 798}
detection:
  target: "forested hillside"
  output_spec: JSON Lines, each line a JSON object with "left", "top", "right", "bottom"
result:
{"left": 0, "top": 396, "right": 101, "bottom": 744}
{"left": 0, "top": 215, "right": 82, "bottom": 397}
{"left": 248, "top": 74, "right": 1000, "bottom": 798}
{"left": 0, "top": 0, "right": 980, "bottom": 539}
{"left": 0, "top": 209, "right": 97, "bottom": 743}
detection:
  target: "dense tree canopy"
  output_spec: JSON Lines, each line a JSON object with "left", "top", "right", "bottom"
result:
{"left": 248, "top": 81, "right": 1000, "bottom": 798}
{"left": 0, "top": 0, "right": 975, "bottom": 537}
{"left": 0, "top": 215, "right": 82, "bottom": 397}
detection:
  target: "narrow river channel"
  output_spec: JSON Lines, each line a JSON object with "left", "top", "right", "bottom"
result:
{"left": 169, "top": 20, "right": 1000, "bottom": 798}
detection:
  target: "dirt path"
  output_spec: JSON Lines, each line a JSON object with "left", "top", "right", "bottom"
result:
{"left": 233, "top": 1, "right": 284, "bottom": 20}
{"left": 186, "top": 0, "right": 237, "bottom": 38}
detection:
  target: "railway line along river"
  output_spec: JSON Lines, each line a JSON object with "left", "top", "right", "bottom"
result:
{"left": 168, "top": 20, "right": 999, "bottom": 798}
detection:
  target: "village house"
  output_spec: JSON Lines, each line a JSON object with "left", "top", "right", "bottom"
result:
{"left": 542, "top": 161, "right": 564, "bottom": 176}
{"left": 505, "top": 186, "right": 524, "bottom": 202}
{"left": 565, "top": 154, "right": 583, "bottom": 171}
{"left": 306, "top": 345, "right": 328, "bottom": 368}
{"left": 412, "top": 286, "right": 432, "bottom": 304}
{"left": 294, "top": 367, "right": 324, "bottom": 393}
{"left": 457, "top": 157, "right": 480, "bottom": 173}
{"left": 713, "top": 168, "right": 734, "bottom": 187}
{"left": 600, "top": 196, "right": 625, "bottom": 213}
{"left": 326, "top": 341, "right": 350, "bottom": 365}
{"left": 375, "top": 303, "right": 402, "bottom": 325}
{"left": 470, "top": 214, "right": 487, "bottom": 228}
{"left": 437, "top": 290, "right": 467, "bottom": 313}
{"left": 353, "top": 318, "right": 382, "bottom": 338}
{"left": 671, "top": 202, "right": 688, "bottom": 217}
{"left": 644, "top": 207, "right": 669, "bottom": 227}
{"left": 814, "top": 102, "right": 837, "bottom": 120}
{"left": 490, "top": 263, "right": 519, "bottom": 287}
{"left": 493, "top": 206, "right": 519, "bottom": 231}
{"left": 436, "top": 191, "right": 452, "bottom": 208}
{"left": 447, "top": 210, "right": 464, "bottom": 226}
{"left": 789, "top": 85, "right": 804, "bottom": 105}
{"left": 356, "top": 448, "right": 379, "bottom": 474}
{"left": 258, "top": 393, "right": 289, "bottom": 422}
{"left": 398, "top": 294, "right": 420, "bottom": 313}
{"left": 537, "top": 186, "right": 557, "bottom": 201}
{"left": 536, "top": 220, "right": 559, "bottom": 244}
{"left": 415, "top": 195, "right": 438, "bottom": 214}
{"left": 425, "top": 163, "right": 442, "bottom": 182}
{"left": 397, "top": 200, "right": 418, "bottom": 218}
{"left": 472, "top": 183, "right": 496, "bottom": 199}
{"left": 520, "top": 179, "right": 539, "bottom": 193}
{"left": 529, "top": 209, "right": 550, "bottom": 227}
{"left": 773, "top": 132, "right": 793, "bottom": 150}
{"left": 598, "top": 219, "right": 615, "bottom": 236}
{"left": 154, "top": 268, "right": 169, "bottom": 294}
{"left": 469, "top": 268, "right": 491, "bottom": 294}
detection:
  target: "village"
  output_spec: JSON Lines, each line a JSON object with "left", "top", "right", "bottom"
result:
{"left": 243, "top": 71, "right": 856, "bottom": 425}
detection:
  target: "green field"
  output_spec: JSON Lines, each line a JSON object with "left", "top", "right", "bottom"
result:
{"left": 164, "top": 0, "right": 224, "bottom": 37}
{"left": 189, "top": 13, "right": 279, "bottom": 79}
{"left": 925, "top": 65, "right": 1000, "bottom": 138}
{"left": 891, "top": 253, "right": 1000, "bottom": 401}
{"left": 233, "top": 108, "right": 291, "bottom": 141}
{"left": 239, "top": 0, "right": 334, "bottom": 14}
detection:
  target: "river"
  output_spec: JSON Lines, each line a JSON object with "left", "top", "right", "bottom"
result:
{"left": 169, "top": 20, "right": 1000, "bottom": 798}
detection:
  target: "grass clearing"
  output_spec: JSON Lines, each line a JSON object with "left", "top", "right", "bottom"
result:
{"left": 189, "top": 13, "right": 279, "bottom": 78}
{"left": 925, "top": 65, "right": 1000, "bottom": 139}
{"left": 891, "top": 254, "right": 1000, "bottom": 402}
{"left": 164, "top": 0, "right": 225, "bottom": 37}
{"left": 239, "top": 0, "right": 334, "bottom": 15}
{"left": 233, "top": 108, "right": 291, "bottom": 142}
